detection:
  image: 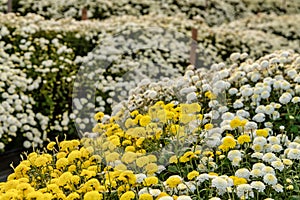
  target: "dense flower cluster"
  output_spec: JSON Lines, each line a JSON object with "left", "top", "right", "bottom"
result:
{"left": 1, "top": 0, "right": 299, "bottom": 26}
{"left": 2, "top": 11, "right": 298, "bottom": 150}
{"left": 1, "top": 50, "right": 299, "bottom": 199}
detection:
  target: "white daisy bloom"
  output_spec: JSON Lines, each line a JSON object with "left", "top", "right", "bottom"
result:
{"left": 270, "top": 144, "right": 283, "bottom": 153}
{"left": 262, "top": 166, "right": 275, "bottom": 175}
{"left": 263, "top": 173, "right": 278, "bottom": 185}
{"left": 262, "top": 152, "right": 278, "bottom": 163}
{"left": 235, "top": 168, "right": 250, "bottom": 180}
{"left": 250, "top": 181, "right": 265, "bottom": 192}
{"left": 287, "top": 148, "right": 300, "bottom": 160}
{"left": 250, "top": 169, "right": 264, "bottom": 178}
{"left": 236, "top": 184, "right": 254, "bottom": 199}
{"left": 211, "top": 177, "right": 228, "bottom": 195}
{"left": 272, "top": 184, "right": 284, "bottom": 193}
{"left": 228, "top": 150, "right": 242, "bottom": 161}
{"left": 252, "top": 113, "right": 266, "bottom": 123}
{"left": 271, "top": 160, "right": 284, "bottom": 171}
{"left": 253, "top": 136, "right": 267, "bottom": 146}
{"left": 279, "top": 92, "right": 292, "bottom": 104}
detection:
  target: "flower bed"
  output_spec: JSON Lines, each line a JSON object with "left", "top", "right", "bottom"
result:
{"left": 1, "top": 12, "right": 298, "bottom": 151}
{"left": 1, "top": 0, "right": 300, "bottom": 26}
{"left": 1, "top": 50, "right": 299, "bottom": 199}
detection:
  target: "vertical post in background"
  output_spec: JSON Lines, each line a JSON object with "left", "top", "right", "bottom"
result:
{"left": 7, "top": 0, "right": 12, "bottom": 13}
{"left": 190, "top": 28, "right": 198, "bottom": 67}
{"left": 82, "top": 7, "right": 88, "bottom": 20}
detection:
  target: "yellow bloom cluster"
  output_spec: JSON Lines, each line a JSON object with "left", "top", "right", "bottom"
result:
{"left": 0, "top": 139, "right": 140, "bottom": 200}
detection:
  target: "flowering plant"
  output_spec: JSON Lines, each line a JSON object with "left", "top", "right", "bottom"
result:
{"left": 1, "top": 50, "right": 300, "bottom": 200}
{"left": 2, "top": 11, "right": 298, "bottom": 151}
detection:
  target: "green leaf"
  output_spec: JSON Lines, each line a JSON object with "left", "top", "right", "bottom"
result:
{"left": 167, "top": 165, "right": 179, "bottom": 173}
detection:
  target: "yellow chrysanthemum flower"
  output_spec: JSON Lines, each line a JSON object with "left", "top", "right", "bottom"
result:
{"left": 46, "top": 141, "right": 56, "bottom": 151}
{"left": 237, "top": 134, "right": 251, "bottom": 145}
{"left": 187, "top": 170, "right": 199, "bottom": 180}
{"left": 222, "top": 136, "right": 236, "bottom": 149}
{"left": 136, "top": 156, "right": 150, "bottom": 168}
{"left": 120, "top": 191, "right": 135, "bottom": 200}
{"left": 256, "top": 129, "right": 269, "bottom": 137}
{"left": 139, "top": 193, "right": 153, "bottom": 200}
{"left": 179, "top": 151, "right": 196, "bottom": 163}
{"left": 230, "top": 117, "right": 242, "bottom": 129}
{"left": 84, "top": 191, "right": 103, "bottom": 200}
{"left": 204, "top": 123, "right": 213, "bottom": 130}
{"left": 143, "top": 176, "right": 158, "bottom": 186}
{"left": 166, "top": 175, "right": 182, "bottom": 188}
{"left": 139, "top": 115, "right": 151, "bottom": 126}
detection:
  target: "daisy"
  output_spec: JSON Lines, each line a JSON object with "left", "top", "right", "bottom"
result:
{"left": 263, "top": 173, "right": 277, "bottom": 185}
{"left": 251, "top": 181, "right": 265, "bottom": 192}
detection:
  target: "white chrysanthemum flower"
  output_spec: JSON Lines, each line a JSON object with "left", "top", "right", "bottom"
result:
{"left": 255, "top": 105, "right": 265, "bottom": 113}
{"left": 177, "top": 183, "right": 188, "bottom": 191}
{"left": 138, "top": 187, "right": 149, "bottom": 195}
{"left": 218, "top": 106, "right": 229, "bottom": 113}
{"left": 241, "top": 87, "right": 253, "bottom": 97}
{"left": 187, "top": 92, "right": 197, "bottom": 102}
{"left": 260, "top": 90, "right": 270, "bottom": 99}
{"left": 292, "top": 97, "right": 300, "bottom": 104}
{"left": 209, "top": 198, "right": 221, "bottom": 200}
{"left": 262, "top": 166, "right": 275, "bottom": 175}
{"left": 211, "top": 177, "right": 228, "bottom": 195}
{"left": 271, "top": 160, "right": 284, "bottom": 171}
{"left": 177, "top": 195, "right": 192, "bottom": 200}
{"left": 279, "top": 92, "right": 292, "bottom": 104}
{"left": 264, "top": 105, "right": 274, "bottom": 115}
{"left": 149, "top": 189, "right": 161, "bottom": 197}
{"left": 206, "top": 136, "right": 221, "bottom": 148}
{"left": 253, "top": 136, "right": 267, "bottom": 146}
{"left": 232, "top": 157, "right": 242, "bottom": 167}
{"left": 262, "top": 152, "right": 278, "bottom": 163}
{"left": 209, "top": 100, "right": 219, "bottom": 108}
{"left": 252, "top": 113, "right": 266, "bottom": 122}
{"left": 280, "top": 80, "right": 291, "bottom": 90}
{"left": 260, "top": 60, "right": 269, "bottom": 69}
{"left": 244, "top": 121, "right": 257, "bottom": 131}
{"left": 135, "top": 174, "right": 147, "bottom": 183}
{"left": 230, "top": 52, "right": 240, "bottom": 61}
{"left": 220, "top": 175, "right": 233, "bottom": 187}
{"left": 288, "top": 142, "right": 299, "bottom": 149}
{"left": 221, "top": 112, "right": 235, "bottom": 120}
{"left": 250, "top": 169, "right": 264, "bottom": 178}
{"left": 272, "top": 184, "right": 284, "bottom": 193}
{"left": 252, "top": 163, "right": 266, "bottom": 170}
{"left": 236, "top": 109, "right": 250, "bottom": 118}
{"left": 268, "top": 136, "right": 280, "bottom": 145}
{"left": 251, "top": 181, "right": 265, "bottom": 192}
{"left": 228, "top": 88, "right": 238, "bottom": 95}
{"left": 185, "top": 182, "right": 196, "bottom": 192}
{"left": 23, "top": 140, "right": 31, "bottom": 148}
{"left": 252, "top": 144, "right": 263, "bottom": 152}
{"left": 233, "top": 100, "right": 244, "bottom": 109}
{"left": 196, "top": 173, "right": 209, "bottom": 184}
{"left": 251, "top": 152, "right": 263, "bottom": 159}
{"left": 235, "top": 168, "right": 250, "bottom": 180}
{"left": 263, "top": 173, "right": 277, "bottom": 185}
{"left": 236, "top": 184, "right": 253, "bottom": 199}
{"left": 287, "top": 148, "right": 300, "bottom": 160}
{"left": 270, "top": 144, "right": 283, "bottom": 153}
{"left": 228, "top": 150, "right": 242, "bottom": 161}
{"left": 250, "top": 72, "right": 261, "bottom": 82}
